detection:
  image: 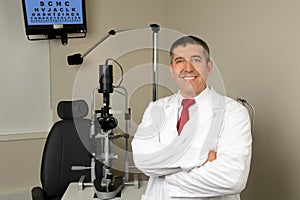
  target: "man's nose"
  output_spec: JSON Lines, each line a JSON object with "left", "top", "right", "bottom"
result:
{"left": 183, "top": 60, "right": 194, "bottom": 72}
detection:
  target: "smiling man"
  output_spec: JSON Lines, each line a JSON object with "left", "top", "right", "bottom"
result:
{"left": 169, "top": 36, "right": 212, "bottom": 98}
{"left": 132, "top": 36, "right": 252, "bottom": 200}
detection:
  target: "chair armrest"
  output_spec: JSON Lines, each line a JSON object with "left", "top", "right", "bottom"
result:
{"left": 31, "top": 186, "right": 45, "bottom": 200}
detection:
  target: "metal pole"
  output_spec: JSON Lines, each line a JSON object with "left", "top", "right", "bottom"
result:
{"left": 150, "top": 24, "right": 160, "bottom": 101}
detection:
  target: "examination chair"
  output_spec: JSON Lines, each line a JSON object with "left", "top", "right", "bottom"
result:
{"left": 31, "top": 100, "right": 100, "bottom": 200}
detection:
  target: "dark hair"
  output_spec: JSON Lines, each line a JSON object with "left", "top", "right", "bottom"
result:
{"left": 169, "top": 35, "right": 210, "bottom": 63}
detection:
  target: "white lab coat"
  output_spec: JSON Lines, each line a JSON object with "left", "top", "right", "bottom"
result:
{"left": 131, "top": 87, "right": 252, "bottom": 200}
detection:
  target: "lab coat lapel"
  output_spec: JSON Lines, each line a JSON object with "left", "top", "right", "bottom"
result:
{"left": 159, "top": 96, "right": 180, "bottom": 142}
{"left": 198, "top": 88, "right": 226, "bottom": 153}
{"left": 165, "top": 101, "right": 178, "bottom": 129}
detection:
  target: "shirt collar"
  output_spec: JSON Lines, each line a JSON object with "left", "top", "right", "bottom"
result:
{"left": 176, "top": 86, "right": 211, "bottom": 106}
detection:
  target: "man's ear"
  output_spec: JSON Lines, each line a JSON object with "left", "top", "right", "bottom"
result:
{"left": 206, "top": 60, "right": 213, "bottom": 75}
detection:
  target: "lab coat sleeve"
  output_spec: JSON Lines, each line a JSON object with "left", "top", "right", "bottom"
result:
{"left": 165, "top": 104, "right": 252, "bottom": 197}
{"left": 132, "top": 101, "right": 193, "bottom": 176}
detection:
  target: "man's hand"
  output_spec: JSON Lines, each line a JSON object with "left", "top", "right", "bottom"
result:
{"left": 203, "top": 150, "right": 217, "bottom": 165}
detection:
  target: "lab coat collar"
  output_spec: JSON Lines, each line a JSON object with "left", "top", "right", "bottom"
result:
{"left": 163, "top": 86, "right": 225, "bottom": 113}
{"left": 174, "top": 86, "right": 210, "bottom": 107}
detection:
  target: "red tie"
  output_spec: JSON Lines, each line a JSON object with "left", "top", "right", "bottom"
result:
{"left": 177, "top": 99, "right": 195, "bottom": 134}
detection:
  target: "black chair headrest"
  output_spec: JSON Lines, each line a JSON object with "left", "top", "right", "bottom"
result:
{"left": 57, "top": 100, "right": 89, "bottom": 119}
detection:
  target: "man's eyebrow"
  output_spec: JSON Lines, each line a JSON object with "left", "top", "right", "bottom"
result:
{"left": 173, "top": 55, "right": 203, "bottom": 62}
{"left": 174, "top": 56, "right": 184, "bottom": 61}
{"left": 191, "top": 55, "right": 202, "bottom": 59}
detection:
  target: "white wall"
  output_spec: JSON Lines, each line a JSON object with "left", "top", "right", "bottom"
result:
{"left": 0, "top": 0, "right": 52, "bottom": 135}
{"left": 0, "top": 0, "right": 49, "bottom": 198}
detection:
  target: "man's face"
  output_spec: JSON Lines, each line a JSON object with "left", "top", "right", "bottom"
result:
{"left": 169, "top": 44, "right": 212, "bottom": 98}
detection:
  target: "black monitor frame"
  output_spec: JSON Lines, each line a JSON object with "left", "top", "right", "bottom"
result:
{"left": 21, "top": 0, "right": 87, "bottom": 44}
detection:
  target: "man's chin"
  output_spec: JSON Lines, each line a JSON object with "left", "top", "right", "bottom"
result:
{"left": 180, "top": 89, "right": 197, "bottom": 98}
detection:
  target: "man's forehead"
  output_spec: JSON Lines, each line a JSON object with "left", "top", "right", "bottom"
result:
{"left": 172, "top": 44, "right": 205, "bottom": 57}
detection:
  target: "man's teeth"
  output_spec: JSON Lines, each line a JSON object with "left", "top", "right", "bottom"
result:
{"left": 183, "top": 76, "right": 195, "bottom": 80}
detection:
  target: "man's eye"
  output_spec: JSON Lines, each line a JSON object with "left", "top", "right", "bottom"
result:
{"left": 176, "top": 59, "right": 184, "bottom": 64}
{"left": 191, "top": 58, "right": 201, "bottom": 63}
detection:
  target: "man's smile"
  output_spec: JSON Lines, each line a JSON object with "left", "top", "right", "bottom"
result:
{"left": 180, "top": 75, "right": 197, "bottom": 81}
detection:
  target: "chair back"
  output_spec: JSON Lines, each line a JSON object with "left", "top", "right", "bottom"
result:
{"left": 41, "top": 100, "right": 92, "bottom": 199}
